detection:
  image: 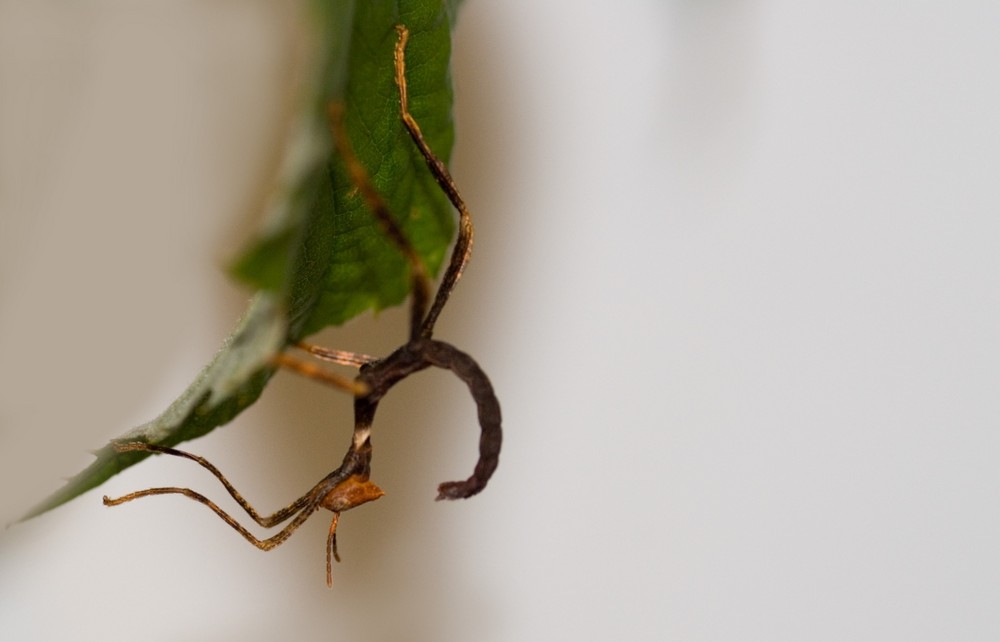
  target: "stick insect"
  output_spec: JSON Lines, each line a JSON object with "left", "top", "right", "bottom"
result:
{"left": 103, "top": 25, "right": 502, "bottom": 587}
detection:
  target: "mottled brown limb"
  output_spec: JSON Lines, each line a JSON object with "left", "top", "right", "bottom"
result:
{"left": 295, "top": 342, "right": 375, "bottom": 367}
{"left": 393, "top": 24, "right": 475, "bottom": 339}
{"left": 110, "top": 442, "right": 312, "bottom": 527}
{"left": 326, "top": 512, "right": 341, "bottom": 587}
{"left": 328, "top": 102, "right": 431, "bottom": 341}
{"left": 272, "top": 352, "right": 370, "bottom": 396}
{"left": 103, "top": 485, "right": 323, "bottom": 552}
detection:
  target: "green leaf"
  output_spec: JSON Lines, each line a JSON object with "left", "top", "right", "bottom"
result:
{"left": 233, "top": 0, "right": 458, "bottom": 338}
{"left": 22, "top": 0, "right": 459, "bottom": 521}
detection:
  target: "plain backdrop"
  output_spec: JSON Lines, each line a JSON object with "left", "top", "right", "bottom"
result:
{"left": 2, "top": 1, "right": 1000, "bottom": 640}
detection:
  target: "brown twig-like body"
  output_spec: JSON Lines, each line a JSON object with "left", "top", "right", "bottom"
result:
{"left": 103, "top": 24, "right": 502, "bottom": 587}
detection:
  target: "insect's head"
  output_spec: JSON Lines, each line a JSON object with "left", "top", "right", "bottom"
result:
{"left": 320, "top": 474, "right": 385, "bottom": 513}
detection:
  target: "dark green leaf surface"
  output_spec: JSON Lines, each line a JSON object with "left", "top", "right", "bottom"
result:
{"left": 23, "top": 0, "right": 458, "bottom": 520}
{"left": 234, "top": 0, "right": 457, "bottom": 338}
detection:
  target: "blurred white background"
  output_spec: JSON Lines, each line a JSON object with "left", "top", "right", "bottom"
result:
{"left": 3, "top": 1, "right": 1000, "bottom": 640}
